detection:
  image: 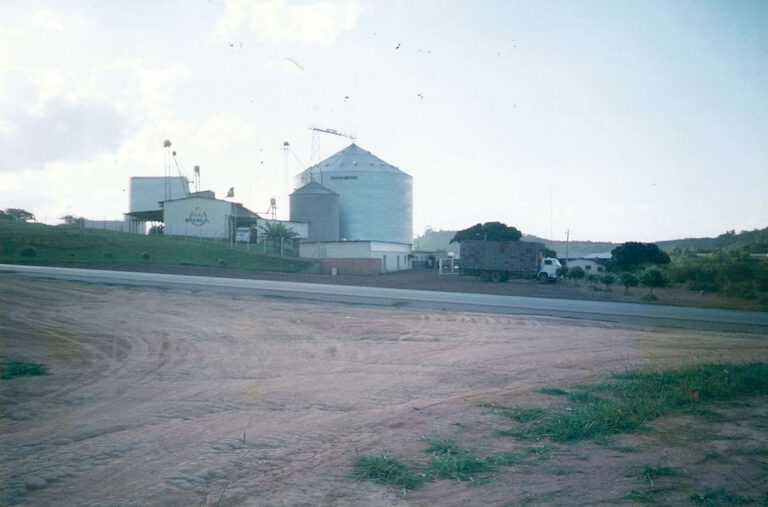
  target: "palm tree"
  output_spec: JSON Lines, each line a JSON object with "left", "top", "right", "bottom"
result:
{"left": 259, "top": 222, "right": 299, "bottom": 256}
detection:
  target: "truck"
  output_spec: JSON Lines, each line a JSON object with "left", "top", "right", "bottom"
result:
{"left": 458, "top": 240, "right": 562, "bottom": 283}
{"left": 235, "top": 227, "right": 252, "bottom": 243}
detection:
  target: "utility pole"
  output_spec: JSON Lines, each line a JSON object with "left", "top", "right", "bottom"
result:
{"left": 565, "top": 229, "right": 570, "bottom": 262}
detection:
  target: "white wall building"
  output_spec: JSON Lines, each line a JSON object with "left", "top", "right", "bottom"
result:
{"left": 163, "top": 195, "right": 258, "bottom": 240}
{"left": 299, "top": 240, "right": 412, "bottom": 273}
{"left": 566, "top": 258, "right": 606, "bottom": 273}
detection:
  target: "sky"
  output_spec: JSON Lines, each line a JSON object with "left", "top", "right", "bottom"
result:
{"left": 0, "top": 0, "right": 766, "bottom": 243}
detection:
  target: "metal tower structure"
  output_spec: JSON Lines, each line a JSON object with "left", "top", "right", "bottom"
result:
{"left": 309, "top": 126, "right": 356, "bottom": 165}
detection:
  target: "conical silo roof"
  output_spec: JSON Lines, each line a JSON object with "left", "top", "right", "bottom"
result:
{"left": 290, "top": 181, "right": 338, "bottom": 196}
{"left": 304, "top": 144, "right": 408, "bottom": 175}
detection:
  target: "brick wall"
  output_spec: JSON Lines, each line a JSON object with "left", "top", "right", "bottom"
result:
{"left": 319, "top": 258, "right": 382, "bottom": 275}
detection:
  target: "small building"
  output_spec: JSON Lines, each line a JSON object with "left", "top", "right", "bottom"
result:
{"left": 299, "top": 241, "right": 412, "bottom": 275}
{"left": 566, "top": 258, "right": 605, "bottom": 273}
{"left": 162, "top": 194, "right": 260, "bottom": 240}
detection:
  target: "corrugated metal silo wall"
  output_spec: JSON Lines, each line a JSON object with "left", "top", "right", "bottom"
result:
{"left": 316, "top": 171, "right": 413, "bottom": 244}
{"left": 290, "top": 192, "right": 340, "bottom": 242}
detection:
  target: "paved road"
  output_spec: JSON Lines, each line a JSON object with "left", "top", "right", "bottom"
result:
{"left": 2, "top": 264, "right": 767, "bottom": 333}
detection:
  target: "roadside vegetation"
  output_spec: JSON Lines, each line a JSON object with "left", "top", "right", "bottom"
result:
{"left": 355, "top": 362, "right": 768, "bottom": 503}
{"left": 485, "top": 363, "right": 768, "bottom": 442}
{"left": 0, "top": 220, "right": 310, "bottom": 273}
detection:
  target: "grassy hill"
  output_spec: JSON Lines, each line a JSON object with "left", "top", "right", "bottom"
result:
{"left": 0, "top": 220, "right": 310, "bottom": 272}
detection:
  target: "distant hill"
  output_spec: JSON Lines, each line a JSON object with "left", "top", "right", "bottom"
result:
{"left": 657, "top": 227, "right": 768, "bottom": 253}
{"left": 413, "top": 226, "right": 768, "bottom": 257}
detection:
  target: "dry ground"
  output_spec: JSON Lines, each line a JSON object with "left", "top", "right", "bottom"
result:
{"left": 1, "top": 276, "right": 767, "bottom": 505}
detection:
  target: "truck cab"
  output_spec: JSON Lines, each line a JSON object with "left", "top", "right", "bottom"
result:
{"left": 538, "top": 257, "right": 562, "bottom": 283}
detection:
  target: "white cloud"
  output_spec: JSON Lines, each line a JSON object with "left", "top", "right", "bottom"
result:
{"left": 74, "top": 59, "right": 193, "bottom": 119}
{"left": 217, "top": 0, "right": 370, "bottom": 46}
{"left": 192, "top": 112, "right": 258, "bottom": 154}
{"left": 33, "top": 8, "right": 65, "bottom": 32}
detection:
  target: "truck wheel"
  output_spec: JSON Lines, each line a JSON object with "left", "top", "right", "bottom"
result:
{"left": 479, "top": 271, "right": 491, "bottom": 282}
{"left": 538, "top": 273, "right": 549, "bottom": 284}
{"left": 490, "top": 271, "right": 503, "bottom": 283}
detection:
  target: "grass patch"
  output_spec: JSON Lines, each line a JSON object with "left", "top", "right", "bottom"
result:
{"left": 1, "top": 361, "right": 49, "bottom": 379}
{"left": 352, "top": 454, "right": 425, "bottom": 490}
{"left": 638, "top": 464, "right": 676, "bottom": 486}
{"left": 354, "top": 438, "right": 550, "bottom": 490}
{"left": 489, "top": 363, "right": 768, "bottom": 442}
{"left": 690, "top": 488, "right": 756, "bottom": 505}
{"left": 538, "top": 387, "right": 569, "bottom": 396}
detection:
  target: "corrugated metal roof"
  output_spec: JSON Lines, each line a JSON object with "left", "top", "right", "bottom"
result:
{"left": 290, "top": 181, "right": 338, "bottom": 196}
{"left": 304, "top": 143, "right": 407, "bottom": 175}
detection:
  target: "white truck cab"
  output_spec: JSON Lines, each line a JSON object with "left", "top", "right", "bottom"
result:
{"left": 538, "top": 257, "right": 562, "bottom": 283}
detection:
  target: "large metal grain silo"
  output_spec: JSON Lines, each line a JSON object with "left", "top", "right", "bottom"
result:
{"left": 290, "top": 182, "right": 340, "bottom": 242}
{"left": 296, "top": 144, "right": 413, "bottom": 244}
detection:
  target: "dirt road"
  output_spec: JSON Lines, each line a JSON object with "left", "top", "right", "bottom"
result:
{"left": 1, "top": 277, "right": 766, "bottom": 505}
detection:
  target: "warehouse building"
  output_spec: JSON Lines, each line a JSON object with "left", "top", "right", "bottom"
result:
{"left": 162, "top": 192, "right": 261, "bottom": 240}
{"left": 299, "top": 240, "right": 412, "bottom": 275}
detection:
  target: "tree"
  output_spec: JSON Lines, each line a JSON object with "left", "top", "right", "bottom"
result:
{"left": 568, "top": 266, "right": 585, "bottom": 285}
{"left": 640, "top": 268, "right": 668, "bottom": 295}
{"left": 600, "top": 273, "right": 616, "bottom": 289}
{"left": 2, "top": 208, "right": 35, "bottom": 222}
{"left": 610, "top": 242, "right": 671, "bottom": 271}
{"left": 259, "top": 222, "right": 299, "bottom": 256}
{"left": 450, "top": 222, "right": 522, "bottom": 243}
{"left": 60, "top": 215, "right": 85, "bottom": 227}
{"left": 621, "top": 273, "right": 638, "bottom": 293}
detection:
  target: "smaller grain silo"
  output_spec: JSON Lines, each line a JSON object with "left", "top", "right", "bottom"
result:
{"left": 290, "top": 182, "right": 340, "bottom": 242}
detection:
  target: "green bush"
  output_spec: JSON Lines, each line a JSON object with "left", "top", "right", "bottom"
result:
{"left": 20, "top": 247, "right": 37, "bottom": 257}
{"left": 640, "top": 268, "right": 667, "bottom": 294}
{"left": 568, "top": 266, "right": 585, "bottom": 283}
{"left": 621, "top": 273, "right": 638, "bottom": 293}
{"left": 600, "top": 273, "right": 616, "bottom": 288}
{"left": 721, "top": 280, "right": 758, "bottom": 300}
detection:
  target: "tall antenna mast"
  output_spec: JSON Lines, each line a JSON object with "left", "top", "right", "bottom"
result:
{"left": 163, "top": 139, "right": 172, "bottom": 201}
{"left": 309, "top": 126, "right": 356, "bottom": 164}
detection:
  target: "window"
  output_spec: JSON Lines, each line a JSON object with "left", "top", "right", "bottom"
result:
{"left": 585, "top": 265, "right": 591, "bottom": 270}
